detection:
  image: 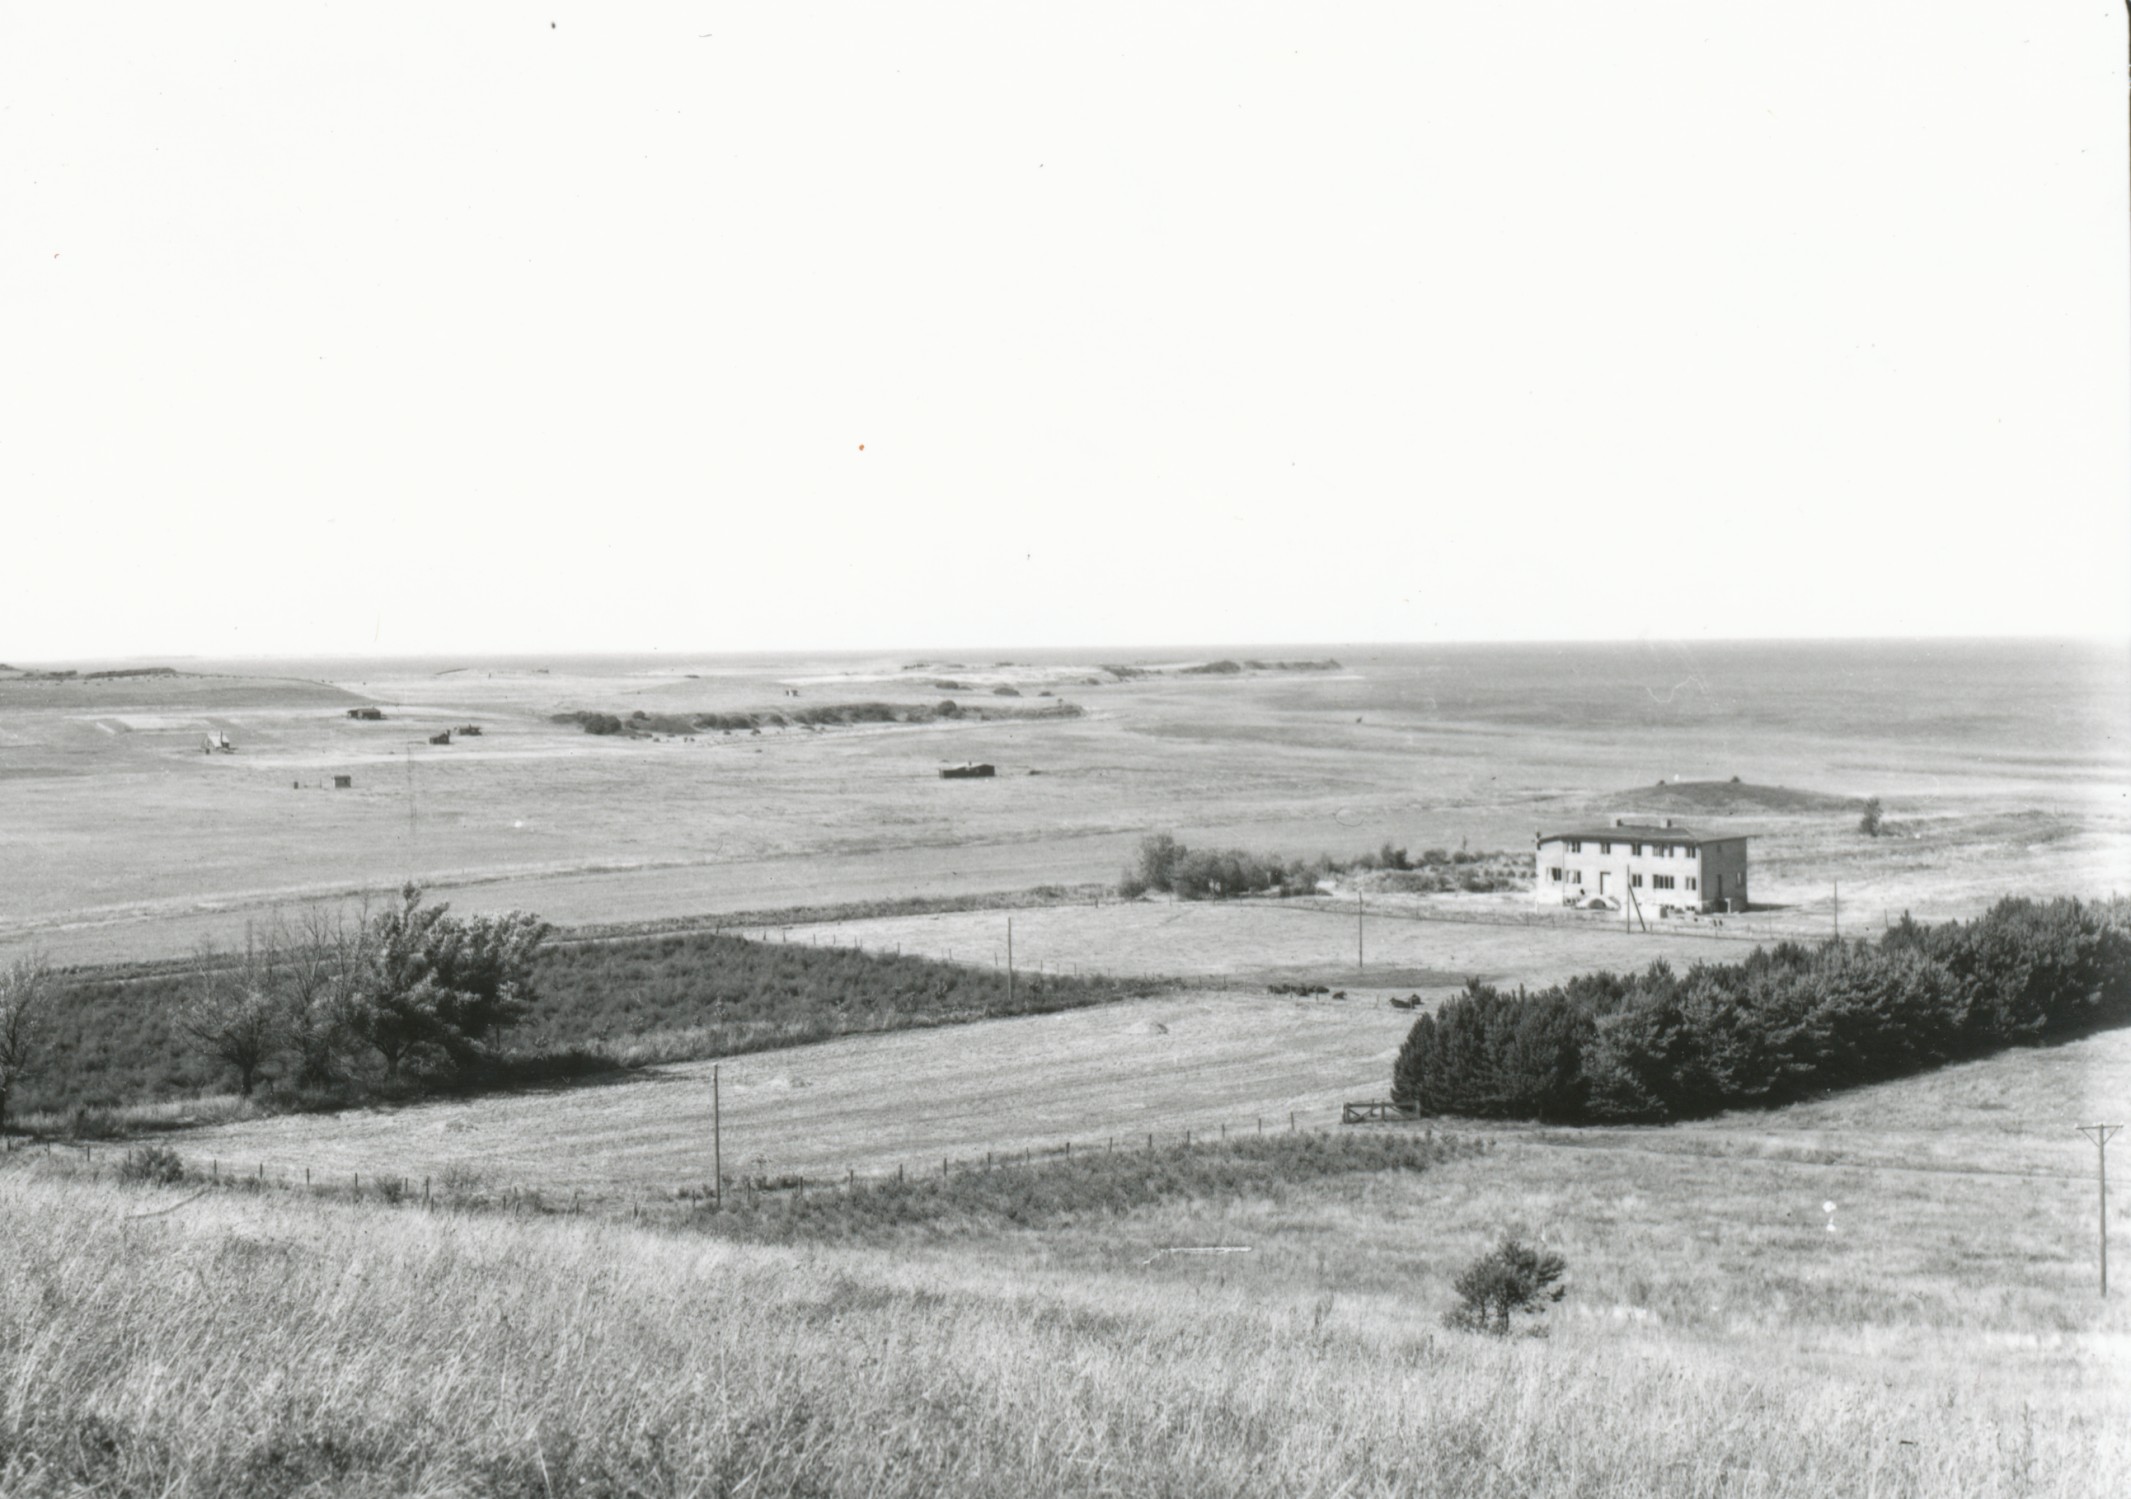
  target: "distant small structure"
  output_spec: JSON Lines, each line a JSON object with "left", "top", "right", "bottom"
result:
{"left": 346, "top": 707, "right": 385, "bottom": 721}
{"left": 428, "top": 730, "right": 453, "bottom": 746}
{"left": 454, "top": 724, "right": 483, "bottom": 736}
{"left": 332, "top": 774, "right": 353, "bottom": 789}
{"left": 938, "top": 762, "right": 996, "bottom": 779}
{"left": 201, "top": 731, "right": 233, "bottom": 754}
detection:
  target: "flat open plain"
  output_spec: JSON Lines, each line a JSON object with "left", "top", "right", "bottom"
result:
{"left": 4, "top": 640, "right": 2126, "bottom": 967}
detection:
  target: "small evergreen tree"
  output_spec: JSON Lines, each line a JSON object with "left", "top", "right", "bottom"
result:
{"left": 347, "top": 886, "right": 548, "bottom": 1076}
{"left": 1446, "top": 1237, "right": 1568, "bottom": 1335}
{"left": 1858, "top": 797, "right": 1884, "bottom": 837}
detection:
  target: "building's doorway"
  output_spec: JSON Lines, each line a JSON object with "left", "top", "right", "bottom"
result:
{"left": 1598, "top": 871, "right": 1612, "bottom": 896}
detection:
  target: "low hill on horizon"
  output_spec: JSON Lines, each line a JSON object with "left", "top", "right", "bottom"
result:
{"left": 1610, "top": 779, "right": 1863, "bottom": 816}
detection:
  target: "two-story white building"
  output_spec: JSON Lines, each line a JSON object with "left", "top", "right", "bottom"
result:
{"left": 1533, "top": 819, "right": 1750, "bottom": 915}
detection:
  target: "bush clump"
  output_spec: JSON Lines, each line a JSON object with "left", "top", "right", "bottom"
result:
{"left": 1117, "top": 833, "right": 1528, "bottom": 902}
{"left": 1392, "top": 897, "right": 2131, "bottom": 1123}
{"left": 117, "top": 1143, "right": 186, "bottom": 1185}
{"left": 1118, "top": 834, "right": 1324, "bottom": 900}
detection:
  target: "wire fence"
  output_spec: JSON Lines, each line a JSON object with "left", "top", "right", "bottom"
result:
{"left": 0, "top": 1108, "right": 1389, "bottom": 1222}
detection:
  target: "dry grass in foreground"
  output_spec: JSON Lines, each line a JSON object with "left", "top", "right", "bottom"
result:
{"left": 0, "top": 1164, "right": 2116, "bottom": 1499}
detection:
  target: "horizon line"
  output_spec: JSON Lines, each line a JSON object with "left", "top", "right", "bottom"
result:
{"left": 6, "top": 631, "right": 2127, "bottom": 669}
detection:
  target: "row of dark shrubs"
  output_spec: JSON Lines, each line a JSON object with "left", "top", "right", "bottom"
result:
{"left": 554, "top": 699, "right": 1085, "bottom": 737}
{"left": 1392, "top": 896, "right": 2131, "bottom": 1123}
{"left": 2, "top": 666, "right": 182, "bottom": 681}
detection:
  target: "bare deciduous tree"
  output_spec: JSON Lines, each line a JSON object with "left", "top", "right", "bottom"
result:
{"left": 181, "top": 929, "right": 285, "bottom": 1097}
{"left": 278, "top": 905, "right": 373, "bottom": 1087}
{"left": 0, "top": 952, "right": 54, "bottom": 1129}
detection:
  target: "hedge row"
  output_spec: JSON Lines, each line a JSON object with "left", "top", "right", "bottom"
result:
{"left": 1391, "top": 896, "right": 2131, "bottom": 1123}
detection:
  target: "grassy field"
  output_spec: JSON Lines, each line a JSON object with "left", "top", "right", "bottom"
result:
{"left": 15, "top": 926, "right": 1153, "bottom": 1119}
{"left": 5, "top": 641, "right": 2126, "bottom": 968}
{"left": 165, "top": 989, "right": 1416, "bottom": 1202}
{"left": 0, "top": 1025, "right": 2120, "bottom": 1496}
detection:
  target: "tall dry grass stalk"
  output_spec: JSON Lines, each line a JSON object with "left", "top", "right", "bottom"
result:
{"left": 0, "top": 1168, "right": 2115, "bottom": 1497}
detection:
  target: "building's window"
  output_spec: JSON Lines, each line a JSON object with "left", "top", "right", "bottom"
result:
{"left": 1685, "top": 877, "right": 1698, "bottom": 891}
{"left": 1653, "top": 874, "right": 1675, "bottom": 890}
{"left": 1631, "top": 843, "right": 1643, "bottom": 857}
{"left": 1570, "top": 869, "right": 1584, "bottom": 885}
{"left": 1569, "top": 839, "right": 1582, "bottom": 853}
{"left": 1548, "top": 867, "right": 1562, "bottom": 882}
{"left": 1630, "top": 873, "right": 1644, "bottom": 888}
{"left": 1600, "top": 841, "right": 1613, "bottom": 854}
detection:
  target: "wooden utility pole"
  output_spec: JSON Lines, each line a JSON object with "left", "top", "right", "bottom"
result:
{"left": 2080, "top": 1123, "right": 2120, "bottom": 1295}
{"left": 712, "top": 1064, "right": 723, "bottom": 1208}
{"left": 1356, "top": 891, "right": 1364, "bottom": 972}
{"left": 1833, "top": 880, "right": 1840, "bottom": 942}
{"left": 1006, "top": 918, "right": 1015, "bottom": 1007}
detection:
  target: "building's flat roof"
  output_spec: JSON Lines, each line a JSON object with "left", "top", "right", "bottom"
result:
{"left": 1537, "top": 826, "right": 1749, "bottom": 848}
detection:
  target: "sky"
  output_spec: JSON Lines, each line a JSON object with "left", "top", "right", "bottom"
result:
{"left": 3, "top": 3, "right": 2128, "bottom": 660}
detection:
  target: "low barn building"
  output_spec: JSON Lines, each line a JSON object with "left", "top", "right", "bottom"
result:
{"left": 1533, "top": 819, "right": 1749, "bottom": 914}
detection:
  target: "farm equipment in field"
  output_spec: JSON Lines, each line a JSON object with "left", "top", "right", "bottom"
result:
{"left": 454, "top": 724, "right": 483, "bottom": 736}
{"left": 201, "top": 731, "right": 234, "bottom": 754}
{"left": 938, "top": 761, "right": 995, "bottom": 779}
{"left": 428, "top": 730, "right": 453, "bottom": 746}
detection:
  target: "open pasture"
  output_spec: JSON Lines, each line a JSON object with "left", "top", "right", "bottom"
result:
{"left": 769, "top": 895, "right": 1764, "bottom": 989}
{"left": 173, "top": 989, "right": 1415, "bottom": 1202}
{"left": 4, "top": 640, "right": 2126, "bottom": 968}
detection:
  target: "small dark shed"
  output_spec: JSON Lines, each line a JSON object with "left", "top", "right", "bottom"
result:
{"left": 332, "top": 775, "right": 353, "bottom": 789}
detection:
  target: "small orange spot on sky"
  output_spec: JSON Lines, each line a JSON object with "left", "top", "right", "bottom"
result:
{"left": 858, "top": 444, "right": 865, "bottom": 451}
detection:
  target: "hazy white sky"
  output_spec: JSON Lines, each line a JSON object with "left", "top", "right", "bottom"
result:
{"left": 3, "top": 3, "right": 2127, "bottom": 659}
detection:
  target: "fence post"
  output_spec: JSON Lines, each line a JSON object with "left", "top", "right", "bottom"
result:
{"left": 897, "top": 1164, "right": 904, "bottom": 1184}
{"left": 1148, "top": 1133, "right": 1154, "bottom": 1151}
{"left": 424, "top": 1177, "right": 432, "bottom": 1208}
{"left": 305, "top": 1167, "right": 311, "bottom": 1188}
{"left": 1290, "top": 1111, "right": 1296, "bottom": 1132}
